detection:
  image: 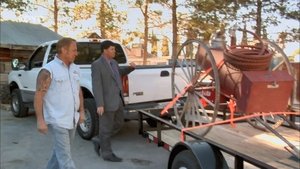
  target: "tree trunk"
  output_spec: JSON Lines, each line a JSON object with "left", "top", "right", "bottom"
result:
{"left": 143, "top": 0, "right": 149, "bottom": 65}
{"left": 54, "top": 0, "right": 58, "bottom": 33}
{"left": 100, "top": 0, "right": 106, "bottom": 38}
{"left": 171, "top": 0, "right": 178, "bottom": 60}
{"left": 256, "top": 0, "right": 262, "bottom": 38}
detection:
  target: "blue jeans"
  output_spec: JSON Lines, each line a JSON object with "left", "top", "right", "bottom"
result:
{"left": 46, "top": 125, "right": 76, "bottom": 169}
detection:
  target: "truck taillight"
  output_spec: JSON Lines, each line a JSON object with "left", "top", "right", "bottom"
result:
{"left": 122, "top": 75, "right": 129, "bottom": 97}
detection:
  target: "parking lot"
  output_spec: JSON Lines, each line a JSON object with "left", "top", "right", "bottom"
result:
{"left": 0, "top": 106, "right": 169, "bottom": 169}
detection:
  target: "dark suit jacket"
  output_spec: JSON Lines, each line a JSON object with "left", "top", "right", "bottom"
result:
{"left": 91, "top": 56, "right": 133, "bottom": 111}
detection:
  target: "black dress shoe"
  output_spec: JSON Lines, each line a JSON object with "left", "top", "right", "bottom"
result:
{"left": 91, "top": 138, "right": 100, "bottom": 156}
{"left": 103, "top": 153, "right": 122, "bottom": 162}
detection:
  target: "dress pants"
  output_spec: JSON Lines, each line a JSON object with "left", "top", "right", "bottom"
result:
{"left": 99, "top": 100, "right": 124, "bottom": 158}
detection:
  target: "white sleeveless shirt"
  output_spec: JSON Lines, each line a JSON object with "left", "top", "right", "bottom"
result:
{"left": 42, "top": 56, "right": 80, "bottom": 129}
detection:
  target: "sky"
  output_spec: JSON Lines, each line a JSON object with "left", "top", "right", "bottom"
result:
{"left": 1, "top": 1, "right": 299, "bottom": 56}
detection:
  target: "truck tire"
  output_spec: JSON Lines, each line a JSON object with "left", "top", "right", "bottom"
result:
{"left": 10, "top": 89, "right": 28, "bottom": 117}
{"left": 77, "top": 98, "right": 99, "bottom": 140}
{"left": 171, "top": 150, "right": 201, "bottom": 169}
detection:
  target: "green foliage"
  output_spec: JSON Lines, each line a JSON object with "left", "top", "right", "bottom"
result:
{"left": 161, "top": 37, "right": 169, "bottom": 56}
{"left": 73, "top": 2, "right": 95, "bottom": 20}
{"left": 2, "top": 0, "right": 298, "bottom": 45}
{"left": 286, "top": 10, "right": 300, "bottom": 20}
{"left": 96, "top": 1, "right": 126, "bottom": 39}
{"left": 243, "top": 0, "right": 299, "bottom": 40}
{"left": 184, "top": 0, "right": 299, "bottom": 42}
{"left": 281, "top": 1, "right": 300, "bottom": 20}
{"left": 64, "top": 0, "right": 78, "bottom": 2}
{"left": 1, "top": 0, "right": 78, "bottom": 12}
{"left": 151, "top": 33, "right": 158, "bottom": 55}
{"left": 182, "top": 0, "right": 237, "bottom": 41}
{"left": 1, "top": 0, "right": 29, "bottom": 12}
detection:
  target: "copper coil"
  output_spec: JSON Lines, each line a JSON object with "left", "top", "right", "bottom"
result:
{"left": 224, "top": 45, "right": 273, "bottom": 71}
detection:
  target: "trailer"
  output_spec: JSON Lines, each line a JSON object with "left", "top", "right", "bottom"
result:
{"left": 137, "top": 29, "right": 300, "bottom": 169}
{"left": 137, "top": 109, "right": 299, "bottom": 169}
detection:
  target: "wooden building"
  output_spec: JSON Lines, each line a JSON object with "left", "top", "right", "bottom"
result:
{"left": 0, "top": 21, "right": 61, "bottom": 102}
{"left": 0, "top": 21, "right": 62, "bottom": 63}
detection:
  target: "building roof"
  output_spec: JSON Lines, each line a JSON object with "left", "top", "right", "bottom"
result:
{"left": 0, "top": 21, "right": 62, "bottom": 48}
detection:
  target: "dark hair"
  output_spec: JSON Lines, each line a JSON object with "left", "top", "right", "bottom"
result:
{"left": 56, "top": 37, "right": 76, "bottom": 54}
{"left": 101, "top": 40, "right": 116, "bottom": 53}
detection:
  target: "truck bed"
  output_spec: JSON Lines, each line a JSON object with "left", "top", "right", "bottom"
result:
{"left": 146, "top": 122, "right": 300, "bottom": 168}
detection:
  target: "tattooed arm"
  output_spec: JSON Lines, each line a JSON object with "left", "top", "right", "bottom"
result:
{"left": 34, "top": 69, "right": 51, "bottom": 134}
{"left": 78, "top": 88, "right": 85, "bottom": 124}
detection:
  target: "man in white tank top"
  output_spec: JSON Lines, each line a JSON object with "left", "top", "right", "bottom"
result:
{"left": 34, "top": 37, "right": 85, "bottom": 169}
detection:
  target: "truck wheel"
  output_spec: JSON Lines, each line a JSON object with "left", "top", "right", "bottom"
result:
{"left": 171, "top": 150, "right": 201, "bottom": 169}
{"left": 77, "top": 98, "right": 99, "bottom": 140}
{"left": 10, "top": 89, "right": 28, "bottom": 117}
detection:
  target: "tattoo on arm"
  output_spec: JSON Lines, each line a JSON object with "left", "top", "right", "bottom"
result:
{"left": 79, "top": 88, "right": 84, "bottom": 112}
{"left": 36, "top": 69, "right": 51, "bottom": 92}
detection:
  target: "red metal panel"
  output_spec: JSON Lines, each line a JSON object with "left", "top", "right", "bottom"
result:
{"left": 237, "top": 71, "right": 294, "bottom": 113}
{"left": 291, "top": 62, "right": 300, "bottom": 111}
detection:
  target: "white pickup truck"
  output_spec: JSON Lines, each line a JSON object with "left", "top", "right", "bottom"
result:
{"left": 8, "top": 39, "right": 185, "bottom": 140}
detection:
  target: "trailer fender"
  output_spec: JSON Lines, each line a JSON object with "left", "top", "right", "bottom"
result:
{"left": 168, "top": 140, "right": 228, "bottom": 169}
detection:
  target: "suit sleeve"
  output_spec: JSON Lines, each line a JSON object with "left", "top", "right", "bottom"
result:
{"left": 118, "top": 64, "right": 135, "bottom": 76}
{"left": 91, "top": 61, "right": 104, "bottom": 108}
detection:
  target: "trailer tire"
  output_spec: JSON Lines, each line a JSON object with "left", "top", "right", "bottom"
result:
{"left": 77, "top": 98, "right": 99, "bottom": 140}
{"left": 171, "top": 150, "right": 201, "bottom": 169}
{"left": 11, "top": 89, "right": 28, "bottom": 117}
{"left": 146, "top": 118, "right": 157, "bottom": 127}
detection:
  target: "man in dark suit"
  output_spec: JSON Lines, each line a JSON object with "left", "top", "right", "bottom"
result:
{"left": 91, "top": 40, "right": 135, "bottom": 162}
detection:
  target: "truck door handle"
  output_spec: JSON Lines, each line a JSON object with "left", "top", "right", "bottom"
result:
{"left": 160, "top": 70, "right": 169, "bottom": 77}
{"left": 18, "top": 74, "right": 22, "bottom": 77}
